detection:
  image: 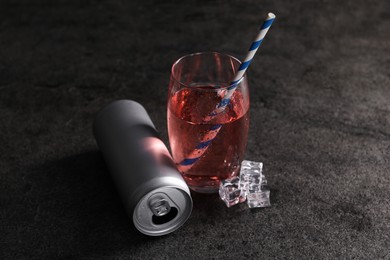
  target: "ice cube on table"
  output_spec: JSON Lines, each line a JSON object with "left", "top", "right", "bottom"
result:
{"left": 241, "top": 160, "right": 263, "bottom": 172}
{"left": 247, "top": 183, "right": 271, "bottom": 208}
{"left": 239, "top": 160, "right": 263, "bottom": 196}
{"left": 219, "top": 176, "right": 245, "bottom": 207}
{"left": 219, "top": 160, "right": 271, "bottom": 208}
{"left": 240, "top": 160, "right": 271, "bottom": 208}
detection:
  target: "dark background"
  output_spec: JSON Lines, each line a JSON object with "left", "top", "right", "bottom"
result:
{"left": 1, "top": 0, "right": 389, "bottom": 259}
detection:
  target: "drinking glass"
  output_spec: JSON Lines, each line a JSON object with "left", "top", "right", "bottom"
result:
{"left": 167, "top": 52, "right": 250, "bottom": 193}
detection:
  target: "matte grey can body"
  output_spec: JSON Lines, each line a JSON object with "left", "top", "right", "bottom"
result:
{"left": 93, "top": 100, "right": 192, "bottom": 236}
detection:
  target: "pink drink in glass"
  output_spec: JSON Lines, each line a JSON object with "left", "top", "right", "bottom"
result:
{"left": 167, "top": 53, "right": 250, "bottom": 193}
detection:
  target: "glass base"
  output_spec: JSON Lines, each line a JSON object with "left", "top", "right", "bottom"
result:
{"left": 183, "top": 171, "right": 240, "bottom": 194}
{"left": 184, "top": 175, "right": 221, "bottom": 193}
{"left": 188, "top": 185, "right": 219, "bottom": 193}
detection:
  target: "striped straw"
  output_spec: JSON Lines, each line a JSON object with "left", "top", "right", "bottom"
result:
{"left": 178, "top": 12, "right": 276, "bottom": 172}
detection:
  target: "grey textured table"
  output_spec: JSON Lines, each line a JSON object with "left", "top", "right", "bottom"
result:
{"left": 1, "top": 0, "right": 389, "bottom": 259}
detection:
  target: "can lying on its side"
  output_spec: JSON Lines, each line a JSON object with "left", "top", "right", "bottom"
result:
{"left": 93, "top": 100, "right": 192, "bottom": 236}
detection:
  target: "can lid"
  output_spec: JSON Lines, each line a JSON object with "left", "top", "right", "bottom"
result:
{"left": 133, "top": 186, "right": 192, "bottom": 236}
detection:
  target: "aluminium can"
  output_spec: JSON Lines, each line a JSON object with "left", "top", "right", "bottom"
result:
{"left": 93, "top": 100, "right": 192, "bottom": 236}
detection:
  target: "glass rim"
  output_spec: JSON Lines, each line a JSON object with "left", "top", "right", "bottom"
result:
{"left": 170, "top": 51, "right": 245, "bottom": 90}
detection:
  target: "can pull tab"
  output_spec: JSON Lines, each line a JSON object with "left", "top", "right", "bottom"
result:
{"left": 149, "top": 197, "right": 171, "bottom": 217}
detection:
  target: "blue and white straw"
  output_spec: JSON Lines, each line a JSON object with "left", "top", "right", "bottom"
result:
{"left": 178, "top": 12, "right": 276, "bottom": 172}
{"left": 206, "top": 12, "right": 276, "bottom": 120}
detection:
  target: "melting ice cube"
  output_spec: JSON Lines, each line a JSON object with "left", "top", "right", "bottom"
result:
{"left": 219, "top": 177, "right": 245, "bottom": 207}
